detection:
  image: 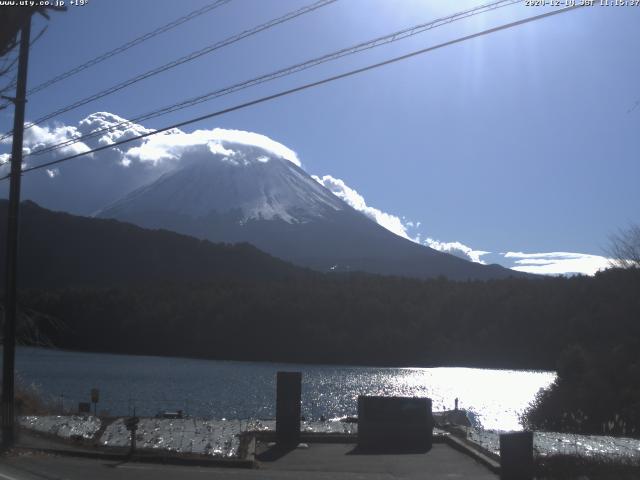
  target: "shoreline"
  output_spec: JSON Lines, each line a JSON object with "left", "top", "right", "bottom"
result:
{"left": 11, "top": 344, "right": 557, "bottom": 374}
{"left": 15, "top": 414, "right": 640, "bottom": 463}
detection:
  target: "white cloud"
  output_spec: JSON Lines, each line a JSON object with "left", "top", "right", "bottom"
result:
{"left": 312, "top": 174, "right": 489, "bottom": 264}
{"left": 504, "top": 251, "right": 611, "bottom": 276}
{"left": 310, "top": 174, "right": 610, "bottom": 275}
{"left": 78, "top": 111, "right": 154, "bottom": 148}
{"left": 20, "top": 123, "right": 91, "bottom": 158}
{"left": 424, "top": 238, "right": 489, "bottom": 264}
{"left": 312, "top": 174, "right": 411, "bottom": 239}
{"left": 0, "top": 112, "right": 302, "bottom": 216}
{"left": 124, "top": 127, "right": 301, "bottom": 167}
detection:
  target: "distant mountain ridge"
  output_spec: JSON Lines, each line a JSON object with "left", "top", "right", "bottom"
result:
{"left": 98, "top": 142, "right": 523, "bottom": 281}
{"left": 0, "top": 200, "right": 305, "bottom": 290}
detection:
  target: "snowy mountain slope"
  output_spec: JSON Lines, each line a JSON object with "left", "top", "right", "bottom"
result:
{"left": 102, "top": 145, "right": 345, "bottom": 224}
{"left": 98, "top": 141, "right": 521, "bottom": 280}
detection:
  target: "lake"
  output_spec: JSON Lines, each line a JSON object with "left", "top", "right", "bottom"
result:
{"left": 14, "top": 346, "right": 555, "bottom": 431}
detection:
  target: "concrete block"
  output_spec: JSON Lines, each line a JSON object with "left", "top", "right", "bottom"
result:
{"left": 500, "top": 431, "right": 533, "bottom": 480}
{"left": 276, "top": 371, "right": 301, "bottom": 446}
{"left": 357, "top": 396, "right": 434, "bottom": 452}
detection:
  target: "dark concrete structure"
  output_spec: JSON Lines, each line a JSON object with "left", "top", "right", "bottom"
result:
{"left": 275, "top": 371, "right": 301, "bottom": 446}
{"left": 499, "top": 431, "right": 533, "bottom": 480}
{"left": 357, "top": 396, "right": 434, "bottom": 452}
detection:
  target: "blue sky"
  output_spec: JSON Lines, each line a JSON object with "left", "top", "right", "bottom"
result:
{"left": 1, "top": 0, "right": 638, "bottom": 274}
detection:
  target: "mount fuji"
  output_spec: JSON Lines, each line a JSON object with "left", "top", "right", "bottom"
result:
{"left": 97, "top": 138, "right": 519, "bottom": 280}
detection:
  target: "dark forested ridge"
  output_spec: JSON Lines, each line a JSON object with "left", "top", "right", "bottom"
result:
{"left": 3, "top": 200, "right": 638, "bottom": 371}
{"left": 0, "top": 200, "right": 307, "bottom": 289}
{"left": 19, "top": 269, "right": 640, "bottom": 371}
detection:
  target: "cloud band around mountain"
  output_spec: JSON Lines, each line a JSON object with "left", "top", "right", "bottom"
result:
{"left": 0, "top": 111, "right": 611, "bottom": 276}
{"left": 504, "top": 251, "right": 611, "bottom": 276}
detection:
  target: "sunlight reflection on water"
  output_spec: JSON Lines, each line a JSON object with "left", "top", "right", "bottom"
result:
{"left": 15, "top": 347, "right": 555, "bottom": 431}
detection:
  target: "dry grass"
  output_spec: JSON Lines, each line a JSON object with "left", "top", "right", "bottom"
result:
{"left": 14, "top": 383, "right": 53, "bottom": 415}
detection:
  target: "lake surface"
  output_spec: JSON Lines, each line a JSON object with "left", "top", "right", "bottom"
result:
{"left": 13, "top": 347, "right": 555, "bottom": 431}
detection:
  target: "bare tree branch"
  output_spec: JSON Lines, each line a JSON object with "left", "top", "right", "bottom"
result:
{"left": 607, "top": 224, "right": 640, "bottom": 269}
{"left": 0, "top": 54, "right": 18, "bottom": 77}
{"left": 0, "top": 302, "right": 65, "bottom": 349}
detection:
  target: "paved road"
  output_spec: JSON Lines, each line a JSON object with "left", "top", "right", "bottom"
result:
{"left": 0, "top": 444, "right": 497, "bottom": 479}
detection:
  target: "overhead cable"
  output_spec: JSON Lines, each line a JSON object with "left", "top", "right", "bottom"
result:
{"left": 1, "top": 3, "right": 584, "bottom": 182}
{"left": 0, "top": 0, "right": 337, "bottom": 141}
{"left": 25, "top": 0, "right": 522, "bottom": 158}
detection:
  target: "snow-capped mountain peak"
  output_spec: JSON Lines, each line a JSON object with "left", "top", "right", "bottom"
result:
{"left": 99, "top": 141, "right": 345, "bottom": 224}
{"left": 96, "top": 124, "right": 522, "bottom": 281}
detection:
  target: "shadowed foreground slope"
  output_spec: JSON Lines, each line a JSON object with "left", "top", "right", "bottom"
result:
{"left": 0, "top": 200, "right": 305, "bottom": 289}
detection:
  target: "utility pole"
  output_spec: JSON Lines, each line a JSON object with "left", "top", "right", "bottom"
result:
{"left": 2, "top": 14, "right": 32, "bottom": 449}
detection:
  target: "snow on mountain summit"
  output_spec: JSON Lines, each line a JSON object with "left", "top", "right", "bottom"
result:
{"left": 100, "top": 137, "right": 345, "bottom": 224}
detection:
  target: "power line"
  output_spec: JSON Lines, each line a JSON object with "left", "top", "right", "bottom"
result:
{"left": 0, "top": 0, "right": 337, "bottom": 142}
{"left": 25, "top": 0, "right": 522, "bottom": 159}
{"left": 26, "top": 0, "right": 232, "bottom": 96}
{"left": 1, "top": 3, "right": 584, "bottom": 182}
{"left": 0, "top": 24, "right": 48, "bottom": 109}
{"left": 0, "top": 56, "right": 18, "bottom": 76}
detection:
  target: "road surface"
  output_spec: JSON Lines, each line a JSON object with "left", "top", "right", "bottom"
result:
{"left": 0, "top": 443, "right": 497, "bottom": 479}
